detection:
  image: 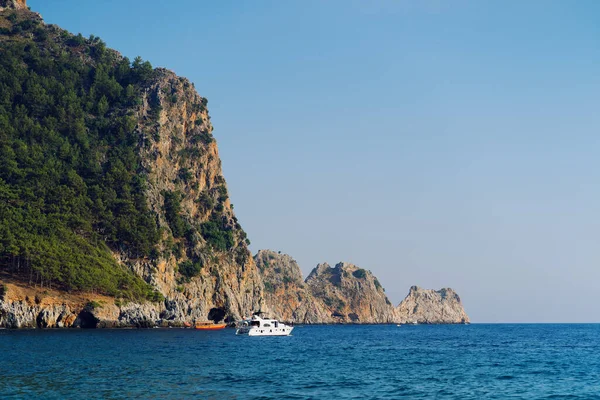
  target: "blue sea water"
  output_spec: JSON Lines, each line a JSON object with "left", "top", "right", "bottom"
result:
{"left": 1, "top": 324, "right": 600, "bottom": 399}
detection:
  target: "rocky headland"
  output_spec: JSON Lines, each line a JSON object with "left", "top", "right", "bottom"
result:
{"left": 0, "top": 1, "right": 264, "bottom": 328}
{"left": 254, "top": 250, "right": 330, "bottom": 323}
{"left": 304, "top": 262, "right": 398, "bottom": 323}
{"left": 256, "top": 250, "right": 469, "bottom": 325}
{"left": 0, "top": 1, "right": 469, "bottom": 328}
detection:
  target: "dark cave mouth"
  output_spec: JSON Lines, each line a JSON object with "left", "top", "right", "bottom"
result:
{"left": 77, "top": 310, "right": 99, "bottom": 329}
{"left": 207, "top": 307, "right": 226, "bottom": 323}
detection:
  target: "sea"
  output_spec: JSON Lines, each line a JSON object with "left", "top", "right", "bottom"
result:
{"left": 1, "top": 324, "right": 599, "bottom": 399}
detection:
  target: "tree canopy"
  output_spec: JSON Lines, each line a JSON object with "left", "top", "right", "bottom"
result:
{"left": 0, "top": 12, "right": 161, "bottom": 300}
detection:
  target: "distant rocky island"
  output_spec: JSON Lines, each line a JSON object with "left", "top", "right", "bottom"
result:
{"left": 0, "top": 0, "right": 469, "bottom": 329}
{"left": 256, "top": 250, "right": 468, "bottom": 325}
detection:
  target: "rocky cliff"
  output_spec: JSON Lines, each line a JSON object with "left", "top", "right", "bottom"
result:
{"left": 122, "top": 66, "right": 265, "bottom": 323}
{"left": 0, "top": 2, "right": 265, "bottom": 328}
{"left": 254, "top": 250, "right": 330, "bottom": 323}
{"left": 396, "top": 286, "right": 470, "bottom": 324}
{"left": 305, "top": 262, "right": 399, "bottom": 323}
{"left": 257, "top": 251, "right": 399, "bottom": 324}
{"left": 117, "top": 67, "right": 265, "bottom": 324}
{"left": 257, "top": 250, "right": 470, "bottom": 324}
{"left": 0, "top": 278, "right": 167, "bottom": 329}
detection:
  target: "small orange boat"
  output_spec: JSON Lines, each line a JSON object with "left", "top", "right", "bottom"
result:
{"left": 194, "top": 322, "right": 227, "bottom": 330}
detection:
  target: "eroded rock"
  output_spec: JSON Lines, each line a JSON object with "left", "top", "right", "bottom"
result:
{"left": 396, "top": 286, "right": 470, "bottom": 324}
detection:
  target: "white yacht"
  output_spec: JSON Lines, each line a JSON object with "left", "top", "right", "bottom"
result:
{"left": 235, "top": 314, "right": 293, "bottom": 336}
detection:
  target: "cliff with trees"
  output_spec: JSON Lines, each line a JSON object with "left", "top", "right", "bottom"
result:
{"left": 0, "top": 0, "right": 264, "bottom": 328}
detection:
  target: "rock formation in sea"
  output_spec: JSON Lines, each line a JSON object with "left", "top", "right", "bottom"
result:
{"left": 396, "top": 286, "right": 470, "bottom": 324}
{"left": 304, "top": 262, "right": 399, "bottom": 323}
{"left": 254, "top": 250, "right": 330, "bottom": 323}
{"left": 257, "top": 250, "right": 470, "bottom": 324}
{"left": 256, "top": 250, "right": 398, "bottom": 323}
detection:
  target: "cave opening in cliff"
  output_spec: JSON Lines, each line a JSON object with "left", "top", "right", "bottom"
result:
{"left": 36, "top": 313, "right": 48, "bottom": 329}
{"left": 208, "top": 307, "right": 226, "bottom": 323}
{"left": 77, "top": 310, "right": 99, "bottom": 329}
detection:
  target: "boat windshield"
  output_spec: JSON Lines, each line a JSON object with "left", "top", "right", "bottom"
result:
{"left": 250, "top": 320, "right": 260, "bottom": 327}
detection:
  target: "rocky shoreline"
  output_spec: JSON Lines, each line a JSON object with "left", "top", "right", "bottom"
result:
{"left": 1, "top": 264, "right": 470, "bottom": 329}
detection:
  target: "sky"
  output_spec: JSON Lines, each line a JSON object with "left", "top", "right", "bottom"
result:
{"left": 29, "top": 0, "right": 600, "bottom": 323}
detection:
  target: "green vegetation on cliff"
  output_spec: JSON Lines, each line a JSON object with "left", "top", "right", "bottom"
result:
{"left": 352, "top": 268, "right": 367, "bottom": 279}
{"left": 0, "top": 10, "right": 160, "bottom": 300}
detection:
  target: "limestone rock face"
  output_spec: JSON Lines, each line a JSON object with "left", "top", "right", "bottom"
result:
{"left": 257, "top": 251, "right": 471, "bottom": 325}
{"left": 257, "top": 251, "right": 399, "bottom": 324}
{"left": 0, "top": 283, "right": 85, "bottom": 328}
{"left": 0, "top": 281, "right": 192, "bottom": 328}
{"left": 305, "top": 262, "right": 399, "bottom": 323}
{"left": 87, "top": 67, "right": 269, "bottom": 325}
{"left": 121, "top": 67, "right": 265, "bottom": 323}
{"left": 0, "top": 0, "right": 27, "bottom": 11}
{"left": 396, "top": 286, "right": 470, "bottom": 324}
{"left": 0, "top": 6, "right": 265, "bottom": 327}
{"left": 254, "top": 250, "right": 330, "bottom": 323}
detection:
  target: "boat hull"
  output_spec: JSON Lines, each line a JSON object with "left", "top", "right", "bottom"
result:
{"left": 236, "top": 326, "right": 293, "bottom": 336}
{"left": 195, "top": 323, "right": 227, "bottom": 330}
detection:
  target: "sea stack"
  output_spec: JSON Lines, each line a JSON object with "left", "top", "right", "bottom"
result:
{"left": 396, "top": 286, "right": 470, "bottom": 324}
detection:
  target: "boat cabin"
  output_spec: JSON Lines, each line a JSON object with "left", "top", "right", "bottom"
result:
{"left": 249, "top": 319, "right": 279, "bottom": 328}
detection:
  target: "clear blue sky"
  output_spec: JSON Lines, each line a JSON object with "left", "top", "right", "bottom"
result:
{"left": 30, "top": 0, "right": 600, "bottom": 322}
